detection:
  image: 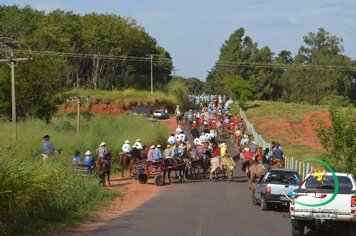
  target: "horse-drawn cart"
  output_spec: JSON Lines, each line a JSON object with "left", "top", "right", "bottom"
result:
{"left": 132, "top": 160, "right": 165, "bottom": 186}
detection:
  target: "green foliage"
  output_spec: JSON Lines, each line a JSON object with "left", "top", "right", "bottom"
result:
{"left": 316, "top": 107, "right": 356, "bottom": 175}
{"left": 206, "top": 27, "right": 355, "bottom": 105}
{"left": 166, "top": 79, "right": 190, "bottom": 111}
{"left": 0, "top": 115, "right": 168, "bottom": 158}
{"left": 223, "top": 75, "right": 252, "bottom": 107}
{"left": 319, "top": 95, "right": 352, "bottom": 107}
{"left": 63, "top": 88, "right": 177, "bottom": 109}
{"left": 0, "top": 5, "right": 173, "bottom": 120}
{"left": 0, "top": 146, "right": 118, "bottom": 235}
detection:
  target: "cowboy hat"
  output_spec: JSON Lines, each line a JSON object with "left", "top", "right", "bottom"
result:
{"left": 244, "top": 147, "right": 250, "bottom": 151}
{"left": 125, "top": 140, "right": 130, "bottom": 144}
{"left": 252, "top": 141, "right": 256, "bottom": 144}
{"left": 179, "top": 143, "right": 186, "bottom": 149}
{"left": 100, "top": 142, "right": 106, "bottom": 146}
{"left": 85, "top": 150, "right": 92, "bottom": 155}
{"left": 157, "top": 144, "right": 162, "bottom": 148}
{"left": 166, "top": 144, "right": 170, "bottom": 148}
{"left": 136, "top": 138, "right": 141, "bottom": 142}
{"left": 243, "top": 134, "right": 248, "bottom": 138}
{"left": 150, "top": 145, "right": 155, "bottom": 149}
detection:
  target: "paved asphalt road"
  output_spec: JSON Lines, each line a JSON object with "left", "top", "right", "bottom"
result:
{"left": 87, "top": 125, "right": 324, "bottom": 236}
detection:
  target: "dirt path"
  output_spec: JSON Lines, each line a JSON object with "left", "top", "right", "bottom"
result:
{"left": 58, "top": 118, "right": 178, "bottom": 235}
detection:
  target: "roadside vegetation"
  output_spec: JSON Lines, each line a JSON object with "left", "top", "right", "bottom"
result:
{"left": 0, "top": 115, "right": 168, "bottom": 235}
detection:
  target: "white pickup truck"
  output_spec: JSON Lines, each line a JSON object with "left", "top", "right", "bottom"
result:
{"left": 290, "top": 172, "right": 356, "bottom": 236}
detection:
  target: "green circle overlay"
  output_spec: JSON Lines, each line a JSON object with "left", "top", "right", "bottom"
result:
{"left": 288, "top": 158, "right": 339, "bottom": 207}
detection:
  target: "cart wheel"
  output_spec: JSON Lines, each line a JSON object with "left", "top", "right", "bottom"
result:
{"left": 138, "top": 173, "right": 148, "bottom": 184}
{"left": 154, "top": 174, "right": 164, "bottom": 186}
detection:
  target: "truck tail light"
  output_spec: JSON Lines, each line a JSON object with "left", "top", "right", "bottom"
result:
{"left": 351, "top": 196, "right": 356, "bottom": 207}
{"left": 265, "top": 185, "right": 271, "bottom": 195}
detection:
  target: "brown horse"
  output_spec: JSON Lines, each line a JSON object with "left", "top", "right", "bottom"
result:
{"left": 96, "top": 153, "right": 112, "bottom": 186}
{"left": 118, "top": 152, "right": 132, "bottom": 178}
{"left": 243, "top": 159, "right": 266, "bottom": 190}
{"left": 163, "top": 159, "right": 187, "bottom": 184}
{"left": 176, "top": 115, "right": 183, "bottom": 125}
{"left": 269, "top": 159, "right": 284, "bottom": 169}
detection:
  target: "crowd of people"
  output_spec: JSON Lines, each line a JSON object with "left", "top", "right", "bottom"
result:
{"left": 40, "top": 93, "right": 285, "bottom": 183}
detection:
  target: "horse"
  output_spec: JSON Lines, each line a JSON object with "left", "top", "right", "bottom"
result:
{"left": 269, "top": 158, "right": 284, "bottom": 169}
{"left": 118, "top": 152, "right": 132, "bottom": 178}
{"left": 244, "top": 159, "right": 266, "bottom": 190}
{"left": 96, "top": 153, "right": 112, "bottom": 186}
{"left": 163, "top": 159, "right": 188, "bottom": 184}
{"left": 176, "top": 115, "right": 183, "bottom": 125}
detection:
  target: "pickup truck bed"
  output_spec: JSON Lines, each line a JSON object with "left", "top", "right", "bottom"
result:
{"left": 290, "top": 172, "right": 356, "bottom": 236}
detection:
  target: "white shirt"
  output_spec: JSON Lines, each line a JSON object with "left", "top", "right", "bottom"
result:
{"left": 167, "top": 136, "right": 176, "bottom": 145}
{"left": 122, "top": 143, "right": 132, "bottom": 153}
{"left": 179, "top": 133, "right": 186, "bottom": 142}
{"left": 200, "top": 134, "right": 207, "bottom": 142}
{"left": 175, "top": 134, "right": 181, "bottom": 142}
{"left": 240, "top": 138, "right": 249, "bottom": 146}
{"left": 134, "top": 141, "right": 143, "bottom": 150}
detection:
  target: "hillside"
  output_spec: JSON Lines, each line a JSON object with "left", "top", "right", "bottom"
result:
{"left": 243, "top": 101, "right": 331, "bottom": 160}
{"left": 58, "top": 89, "right": 178, "bottom": 115}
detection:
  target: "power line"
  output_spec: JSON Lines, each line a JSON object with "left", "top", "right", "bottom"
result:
{"left": 2, "top": 49, "right": 172, "bottom": 63}
{"left": 215, "top": 61, "right": 356, "bottom": 72}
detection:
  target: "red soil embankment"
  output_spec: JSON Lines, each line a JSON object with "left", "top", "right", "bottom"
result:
{"left": 256, "top": 110, "right": 331, "bottom": 150}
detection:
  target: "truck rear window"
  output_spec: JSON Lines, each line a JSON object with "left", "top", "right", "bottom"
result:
{"left": 265, "top": 171, "right": 300, "bottom": 184}
{"left": 305, "top": 175, "right": 353, "bottom": 192}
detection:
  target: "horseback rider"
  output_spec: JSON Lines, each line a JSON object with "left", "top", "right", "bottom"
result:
{"left": 83, "top": 150, "right": 95, "bottom": 168}
{"left": 41, "top": 134, "right": 55, "bottom": 159}
{"left": 130, "top": 143, "right": 141, "bottom": 161}
{"left": 167, "top": 133, "right": 177, "bottom": 146}
{"left": 96, "top": 142, "right": 108, "bottom": 158}
{"left": 193, "top": 140, "right": 205, "bottom": 159}
{"left": 133, "top": 138, "right": 143, "bottom": 150}
{"left": 122, "top": 140, "right": 132, "bottom": 154}
{"left": 175, "top": 105, "right": 180, "bottom": 116}
{"left": 272, "top": 144, "right": 284, "bottom": 162}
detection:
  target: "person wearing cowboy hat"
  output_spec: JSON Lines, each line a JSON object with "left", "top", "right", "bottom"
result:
{"left": 193, "top": 140, "right": 205, "bottom": 159}
{"left": 240, "top": 134, "right": 249, "bottom": 147}
{"left": 147, "top": 145, "right": 155, "bottom": 161}
{"left": 219, "top": 143, "right": 228, "bottom": 157}
{"left": 177, "top": 143, "right": 186, "bottom": 159}
{"left": 130, "top": 143, "right": 141, "bottom": 161}
{"left": 133, "top": 138, "right": 143, "bottom": 150}
{"left": 122, "top": 140, "right": 132, "bottom": 154}
{"left": 153, "top": 144, "right": 163, "bottom": 161}
{"left": 83, "top": 150, "right": 95, "bottom": 168}
{"left": 96, "top": 142, "right": 108, "bottom": 158}
{"left": 41, "top": 134, "right": 55, "bottom": 156}
{"left": 167, "top": 133, "right": 176, "bottom": 146}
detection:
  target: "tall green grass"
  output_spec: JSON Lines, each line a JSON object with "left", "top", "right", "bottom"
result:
{"left": 1, "top": 114, "right": 168, "bottom": 159}
{"left": 0, "top": 146, "right": 118, "bottom": 235}
{"left": 63, "top": 88, "right": 177, "bottom": 108}
{"left": 0, "top": 114, "right": 168, "bottom": 235}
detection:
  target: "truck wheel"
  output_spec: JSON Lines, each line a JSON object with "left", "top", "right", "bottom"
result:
{"left": 291, "top": 219, "right": 305, "bottom": 236}
{"left": 154, "top": 174, "right": 164, "bottom": 186}
{"left": 260, "top": 196, "right": 269, "bottom": 211}
{"left": 138, "top": 173, "right": 148, "bottom": 184}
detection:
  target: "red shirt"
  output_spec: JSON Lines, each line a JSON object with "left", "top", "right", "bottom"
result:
{"left": 256, "top": 151, "right": 263, "bottom": 161}
{"left": 214, "top": 148, "right": 221, "bottom": 157}
{"left": 245, "top": 150, "right": 252, "bottom": 160}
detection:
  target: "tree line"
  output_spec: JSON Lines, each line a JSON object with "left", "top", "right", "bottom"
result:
{"left": 206, "top": 27, "right": 356, "bottom": 107}
{"left": 0, "top": 5, "right": 173, "bottom": 121}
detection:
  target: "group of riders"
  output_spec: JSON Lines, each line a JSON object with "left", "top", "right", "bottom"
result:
{"left": 41, "top": 93, "right": 286, "bottom": 186}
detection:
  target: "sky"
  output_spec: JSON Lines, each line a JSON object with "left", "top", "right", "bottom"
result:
{"left": 2, "top": 0, "right": 356, "bottom": 80}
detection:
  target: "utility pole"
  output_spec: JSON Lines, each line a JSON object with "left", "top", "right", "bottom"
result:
{"left": 76, "top": 99, "right": 80, "bottom": 137}
{"left": 150, "top": 54, "right": 153, "bottom": 94}
{"left": 0, "top": 37, "right": 33, "bottom": 140}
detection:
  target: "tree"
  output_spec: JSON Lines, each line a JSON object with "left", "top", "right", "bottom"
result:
{"left": 282, "top": 28, "right": 353, "bottom": 104}
{"left": 223, "top": 75, "right": 252, "bottom": 106}
{"left": 316, "top": 106, "right": 356, "bottom": 175}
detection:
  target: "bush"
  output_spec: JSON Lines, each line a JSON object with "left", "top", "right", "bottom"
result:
{"left": 316, "top": 106, "right": 356, "bottom": 175}
{"left": 0, "top": 146, "right": 118, "bottom": 235}
{"left": 320, "top": 95, "right": 352, "bottom": 107}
